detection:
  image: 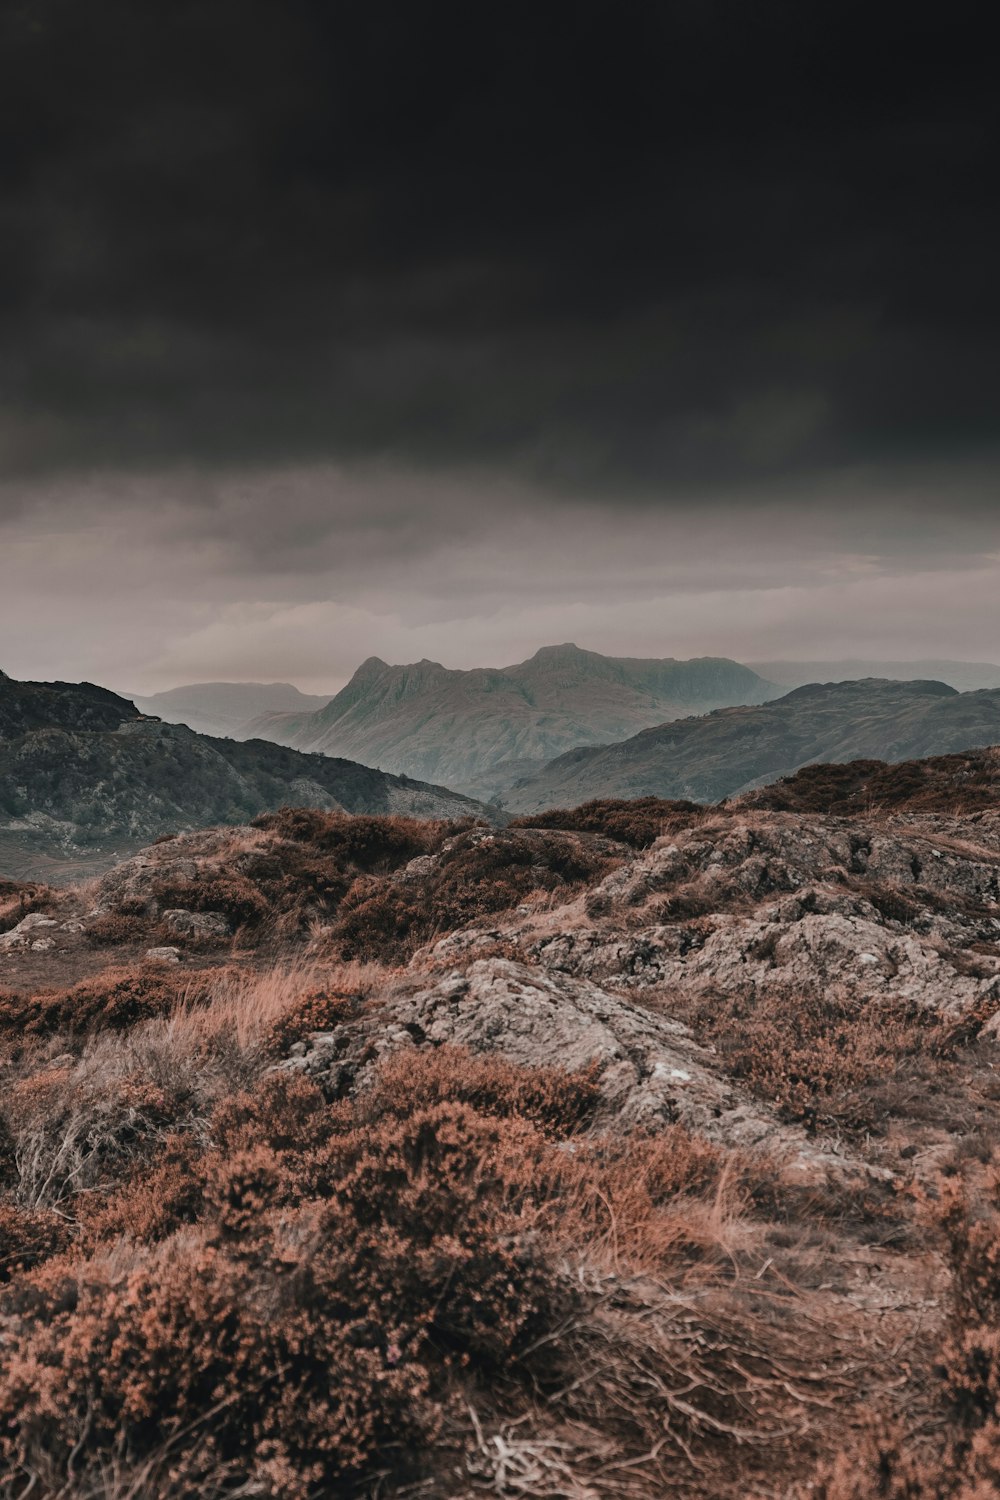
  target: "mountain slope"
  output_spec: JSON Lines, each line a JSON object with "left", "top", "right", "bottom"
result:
{"left": 0, "top": 672, "right": 484, "bottom": 877}
{"left": 130, "top": 681, "right": 332, "bottom": 739}
{"left": 246, "top": 643, "right": 781, "bottom": 795}
{"left": 750, "top": 658, "right": 1000, "bottom": 692}
{"left": 507, "top": 677, "right": 1000, "bottom": 810}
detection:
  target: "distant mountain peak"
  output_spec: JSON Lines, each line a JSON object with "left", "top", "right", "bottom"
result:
{"left": 250, "top": 645, "right": 782, "bottom": 794}
{"left": 531, "top": 642, "right": 585, "bottom": 658}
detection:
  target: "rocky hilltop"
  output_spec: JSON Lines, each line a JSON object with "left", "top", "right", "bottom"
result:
{"left": 0, "top": 672, "right": 484, "bottom": 879}
{"left": 2, "top": 750, "right": 1000, "bottom": 1496}
{"left": 509, "top": 675, "right": 1000, "bottom": 810}
{"left": 245, "top": 643, "right": 781, "bottom": 796}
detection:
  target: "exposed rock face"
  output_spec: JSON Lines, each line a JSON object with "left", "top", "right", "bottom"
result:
{"left": 422, "top": 809, "right": 1000, "bottom": 1020}
{"left": 282, "top": 955, "right": 878, "bottom": 1187}
{"left": 0, "top": 912, "right": 59, "bottom": 949}
{"left": 160, "top": 909, "right": 231, "bottom": 940}
{"left": 144, "top": 946, "right": 182, "bottom": 964}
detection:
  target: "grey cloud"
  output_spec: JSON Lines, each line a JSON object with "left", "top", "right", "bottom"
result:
{"left": 0, "top": 1, "right": 996, "bottom": 496}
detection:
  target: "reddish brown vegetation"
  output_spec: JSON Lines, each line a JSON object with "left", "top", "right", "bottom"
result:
{"left": 747, "top": 749, "right": 1000, "bottom": 817}
{"left": 0, "top": 878, "right": 53, "bottom": 935}
{"left": 0, "top": 1059, "right": 607, "bottom": 1495}
{"left": 88, "top": 813, "right": 628, "bottom": 965}
{"left": 803, "top": 1165, "right": 1000, "bottom": 1498}
{"left": 674, "top": 983, "right": 970, "bottom": 1134}
{"left": 329, "top": 826, "right": 622, "bottom": 961}
{"left": 262, "top": 987, "right": 357, "bottom": 1055}
{"left": 253, "top": 805, "right": 452, "bottom": 869}
{"left": 512, "top": 795, "right": 706, "bottom": 847}
{"left": 0, "top": 1204, "right": 69, "bottom": 1281}
{"left": 0, "top": 963, "right": 215, "bottom": 1040}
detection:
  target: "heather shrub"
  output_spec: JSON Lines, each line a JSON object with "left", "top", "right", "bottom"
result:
{"left": 748, "top": 750, "right": 1000, "bottom": 817}
{"left": 0, "top": 1204, "right": 70, "bottom": 1281}
{"left": 262, "top": 987, "right": 356, "bottom": 1055}
{"left": 210, "top": 1070, "right": 340, "bottom": 1161}
{"left": 330, "top": 827, "right": 621, "bottom": 961}
{"left": 0, "top": 964, "right": 209, "bottom": 1039}
{"left": 676, "top": 985, "right": 944, "bottom": 1132}
{"left": 0, "top": 879, "right": 53, "bottom": 935}
{"left": 85, "top": 910, "right": 148, "bottom": 946}
{"left": 511, "top": 796, "right": 706, "bottom": 847}
{"left": 76, "top": 1134, "right": 207, "bottom": 1246}
{"left": 252, "top": 806, "right": 447, "bottom": 870}
{"left": 800, "top": 1172, "right": 1000, "bottom": 1499}
{"left": 365, "top": 1045, "right": 602, "bottom": 1136}
{"left": 0, "top": 1094, "right": 571, "bottom": 1496}
{"left": 150, "top": 874, "right": 271, "bottom": 933}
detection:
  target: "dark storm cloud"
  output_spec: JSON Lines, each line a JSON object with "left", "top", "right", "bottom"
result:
{"left": 1, "top": 0, "right": 997, "bottom": 498}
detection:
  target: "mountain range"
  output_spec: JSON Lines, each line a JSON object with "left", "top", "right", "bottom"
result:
{"left": 505, "top": 677, "right": 1000, "bottom": 810}
{"left": 243, "top": 644, "right": 782, "bottom": 797}
{"left": 750, "top": 658, "right": 1000, "bottom": 692}
{"left": 0, "top": 673, "right": 483, "bottom": 879}
{"left": 130, "top": 681, "right": 332, "bottom": 740}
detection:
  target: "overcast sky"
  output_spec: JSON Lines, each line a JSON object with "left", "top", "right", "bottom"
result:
{"left": 1, "top": 1, "right": 997, "bottom": 693}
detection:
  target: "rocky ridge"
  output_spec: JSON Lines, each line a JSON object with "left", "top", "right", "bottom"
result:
{"left": 0, "top": 671, "right": 488, "bottom": 878}
{"left": 508, "top": 676, "right": 1000, "bottom": 809}
{"left": 246, "top": 643, "right": 781, "bottom": 796}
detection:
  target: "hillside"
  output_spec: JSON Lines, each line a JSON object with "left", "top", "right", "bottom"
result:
{"left": 2, "top": 757, "right": 1000, "bottom": 1496}
{"left": 130, "top": 681, "right": 332, "bottom": 739}
{"left": 508, "top": 676, "right": 1000, "bottom": 810}
{"left": 246, "top": 643, "right": 781, "bottom": 796}
{"left": 751, "top": 657, "right": 1000, "bottom": 692}
{"left": 0, "top": 672, "right": 484, "bottom": 878}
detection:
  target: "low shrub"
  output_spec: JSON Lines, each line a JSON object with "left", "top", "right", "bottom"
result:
{"left": 329, "top": 828, "right": 621, "bottom": 961}
{"left": 149, "top": 874, "right": 271, "bottom": 933}
{"left": 511, "top": 797, "right": 706, "bottom": 848}
{"left": 365, "top": 1046, "right": 603, "bottom": 1136}
{"left": 85, "top": 910, "right": 148, "bottom": 946}
{"left": 0, "top": 1204, "right": 70, "bottom": 1281}
{"left": 0, "top": 1086, "right": 572, "bottom": 1495}
{"left": 263, "top": 988, "right": 356, "bottom": 1055}
{"left": 801, "top": 1168, "right": 1000, "bottom": 1497}
{"left": 0, "top": 880, "right": 53, "bottom": 935}
{"left": 748, "top": 750, "right": 1000, "bottom": 817}
{"left": 676, "top": 985, "right": 944, "bottom": 1133}
{"left": 0, "top": 965, "right": 212, "bottom": 1039}
{"left": 252, "top": 807, "right": 449, "bottom": 871}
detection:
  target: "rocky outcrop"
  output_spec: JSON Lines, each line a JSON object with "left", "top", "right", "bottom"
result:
{"left": 281, "top": 956, "right": 884, "bottom": 1189}
{"left": 160, "top": 909, "right": 230, "bottom": 941}
{"left": 421, "top": 811, "right": 1000, "bottom": 1023}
